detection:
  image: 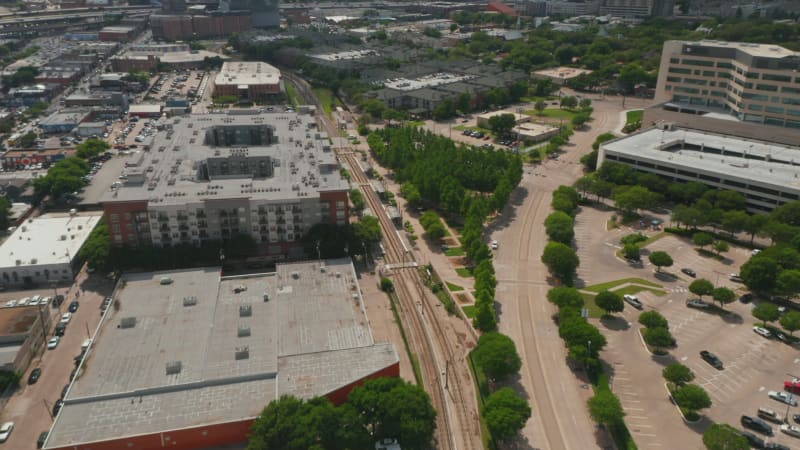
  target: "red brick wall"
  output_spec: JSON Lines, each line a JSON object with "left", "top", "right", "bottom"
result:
{"left": 325, "top": 363, "right": 401, "bottom": 405}
{"left": 47, "top": 419, "right": 253, "bottom": 450}
{"left": 319, "top": 191, "right": 349, "bottom": 226}
{"left": 103, "top": 200, "right": 148, "bottom": 246}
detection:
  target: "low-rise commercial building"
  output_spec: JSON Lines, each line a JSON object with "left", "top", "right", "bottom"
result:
{"left": 213, "top": 61, "right": 282, "bottom": 102}
{"left": 39, "top": 110, "right": 91, "bottom": 134}
{"left": 0, "top": 305, "right": 52, "bottom": 373}
{"left": 598, "top": 125, "right": 800, "bottom": 212}
{"left": 128, "top": 104, "right": 162, "bottom": 118}
{"left": 99, "top": 110, "right": 349, "bottom": 258}
{"left": 44, "top": 259, "right": 398, "bottom": 450}
{"left": 98, "top": 25, "right": 138, "bottom": 42}
{"left": 0, "top": 214, "right": 102, "bottom": 288}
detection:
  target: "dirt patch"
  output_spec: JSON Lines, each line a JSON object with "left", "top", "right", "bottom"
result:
{"left": 456, "top": 293, "right": 471, "bottom": 304}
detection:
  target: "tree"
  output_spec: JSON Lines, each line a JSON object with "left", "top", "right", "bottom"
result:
{"left": 400, "top": 183, "right": 422, "bottom": 207}
{"left": 579, "top": 98, "right": 592, "bottom": 109}
{"left": 712, "top": 240, "right": 729, "bottom": 256}
{"left": 744, "top": 214, "right": 769, "bottom": 244}
{"left": 663, "top": 363, "right": 694, "bottom": 386}
{"left": 488, "top": 113, "right": 517, "bottom": 137}
{"left": 648, "top": 251, "right": 673, "bottom": 272}
{"left": 571, "top": 113, "right": 589, "bottom": 128}
{"left": 541, "top": 242, "right": 580, "bottom": 285}
{"left": 380, "top": 277, "right": 394, "bottom": 292}
{"left": 620, "top": 233, "right": 647, "bottom": 246}
{"left": 352, "top": 216, "right": 382, "bottom": 248}
{"left": 613, "top": 186, "right": 659, "bottom": 216}
{"left": 595, "top": 290, "right": 624, "bottom": 315}
{"left": 638, "top": 310, "right": 667, "bottom": 329}
{"left": 79, "top": 220, "right": 111, "bottom": 271}
{"left": 473, "top": 298, "right": 497, "bottom": 332}
{"left": 347, "top": 377, "right": 436, "bottom": 449}
{"left": 702, "top": 423, "right": 749, "bottom": 450}
{"left": 673, "top": 384, "right": 712, "bottom": 412}
{"left": 692, "top": 232, "right": 714, "bottom": 250}
{"left": 544, "top": 211, "right": 575, "bottom": 244}
{"left": 752, "top": 303, "right": 780, "bottom": 327}
{"left": 777, "top": 269, "right": 800, "bottom": 298}
{"left": 689, "top": 279, "right": 714, "bottom": 300}
{"left": 740, "top": 257, "right": 779, "bottom": 292}
{"left": 483, "top": 388, "right": 532, "bottom": 443}
{"left": 644, "top": 327, "right": 674, "bottom": 349}
{"left": 622, "top": 243, "right": 640, "bottom": 261}
{"left": 560, "top": 96, "right": 578, "bottom": 109}
{"left": 534, "top": 100, "right": 546, "bottom": 115}
{"left": 587, "top": 390, "right": 625, "bottom": 426}
{"left": 473, "top": 332, "right": 522, "bottom": 381}
{"left": 248, "top": 395, "right": 346, "bottom": 450}
{"left": 711, "top": 287, "right": 736, "bottom": 309}
{"left": 547, "top": 287, "right": 584, "bottom": 309}
{"left": 349, "top": 189, "right": 365, "bottom": 211}
{"left": 780, "top": 311, "right": 800, "bottom": 336}
{"left": 559, "top": 315, "right": 606, "bottom": 355}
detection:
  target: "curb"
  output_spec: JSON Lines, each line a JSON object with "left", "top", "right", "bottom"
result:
{"left": 664, "top": 383, "right": 702, "bottom": 424}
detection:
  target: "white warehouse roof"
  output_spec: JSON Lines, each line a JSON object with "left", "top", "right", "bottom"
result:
{"left": 0, "top": 214, "right": 102, "bottom": 268}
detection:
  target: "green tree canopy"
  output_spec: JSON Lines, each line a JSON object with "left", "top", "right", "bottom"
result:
{"left": 752, "top": 303, "right": 780, "bottom": 327}
{"left": 544, "top": 211, "right": 575, "bottom": 244}
{"left": 777, "top": 269, "right": 800, "bottom": 298}
{"left": 702, "top": 423, "right": 749, "bottom": 450}
{"left": 79, "top": 220, "right": 111, "bottom": 271}
{"left": 349, "top": 189, "right": 365, "bottom": 211}
{"left": 741, "top": 257, "right": 779, "bottom": 292}
{"left": 594, "top": 290, "right": 624, "bottom": 315}
{"left": 780, "top": 310, "right": 800, "bottom": 336}
{"left": 473, "top": 332, "right": 522, "bottom": 381}
{"left": 648, "top": 251, "right": 673, "bottom": 272}
{"left": 644, "top": 327, "right": 674, "bottom": 349}
{"left": 547, "top": 287, "right": 584, "bottom": 309}
{"left": 488, "top": 113, "right": 516, "bottom": 136}
{"left": 692, "top": 232, "right": 714, "bottom": 249}
{"left": 483, "top": 387, "right": 532, "bottom": 443}
{"left": 689, "top": 279, "right": 714, "bottom": 300}
{"left": 673, "top": 384, "right": 712, "bottom": 412}
{"left": 663, "top": 363, "right": 694, "bottom": 386}
{"left": 638, "top": 310, "right": 668, "bottom": 329}
{"left": 711, "top": 287, "right": 736, "bottom": 309}
{"left": 587, "top": 390, "right": 625, "bottom": 426}
{"left": 542, "top": 242, "right": 580, "bottom": 285}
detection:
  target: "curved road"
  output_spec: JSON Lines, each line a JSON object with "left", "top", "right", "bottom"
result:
{"left": 492, "top": 94, "right": 649, "bottom": 449}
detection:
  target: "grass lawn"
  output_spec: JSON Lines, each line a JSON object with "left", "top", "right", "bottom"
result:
{"left": 626, "top": 110, "right": 644, "bottom": 124}
{"left": 580, "top": 293, "right": 605, "bottom": 319}
{"left": 312, "top": 87, "right": 338, "bottom": 116}
{"left": 445, "top": 247, "right": 465, "bottom": 257}
{"left": 407, "top": 120, "right": 425, "bottom": 127}
{"left": 446, "top": 281, "right": 465, "bottom": 292}
{"left": 285, "top": 82, "right": 299, "bottom": 107}
{"left": 462, "top": 304, "right": 476, "bottom": 319}
{"left": 456, "top": 267, "right": 474, "bottom": 278}
{"left": 525, "top": 108, "right": 577, "bottom": 120}
{"left": 584, "top": 277, "right": 662, "bottom": 293}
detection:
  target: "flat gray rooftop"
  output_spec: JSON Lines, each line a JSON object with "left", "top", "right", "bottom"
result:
{"left": 602, "top": 127, "right": 800, "bottom": 192}
{"left": 46, "top": 259, "right": 397, "bottom": 448}
{"left": 100, "top": 110, "right": 348, "bottom": 206}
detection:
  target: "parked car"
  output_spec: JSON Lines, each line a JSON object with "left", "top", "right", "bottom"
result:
{"left": 68, "top": 301, "right": 79, "bottom": 313}
{"left": 0, "top": 422, "right": 13, "bottom": 442}
{"left": 766, "top": 443, "right": 790, "bottom": 450}
{"left": 742, "top": 415, "right": 774, "bottom": 435}
{"left": 681, "top": 268, "right": 696, "bottom": 277}
{"left": 623, "top": 294, "right": 643, "bottom": 310}
{"left": 730, "top": 273, "right": 744, "bottom": 282}
{"left": 700, "top": 350, "right": 723, "bottom": 369}
{"left": 60, "top": 384, "right": 69, "bottom": 399}
{"left": 785, "top": 379, "right": 800, "bottom": 394}
{"left": 27, "top": 367, "right": 41, "bottom": 384}
{"left": 47, "top": 336, "right": 60, "bottom": 350}
{"left": 491, "top": 240, "right": 499, "bottom": 250}
{"left": 37, "top": 431, "right": 48, "bottom": 449}
{"left": 60, "top": 313, "right": 72, "bottom": 324}
{"left": 738, "top": 430, "right": 765, "bottom": 449}
{"left": 754, "top": 326, "right": 772, "bottom": 338}
{"left": 769, "top": 390, "right": 798, "bottom": 406}
{"left": 758, "top": 407, "right": 784, "bottom": 424}
{"left": 687, "top": 298, "right": 711, "bottom": 309}
{"left": 52, "top": 399, "right": 63, "bottom": 416}
{"left": 780, "top": 424, "right": 800, "bottom": 438}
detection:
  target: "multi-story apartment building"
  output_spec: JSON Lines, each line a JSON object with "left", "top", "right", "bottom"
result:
{"left": 213, "top": 62, "right": 283, "bottom": 102}
{"left": 654, "top": 40, "right": 800, "bottom": 131}
{"left": 100, "top": 110, "right": 349, "bottom": 257}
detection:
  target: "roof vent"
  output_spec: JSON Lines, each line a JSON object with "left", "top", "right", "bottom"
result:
{"left": 239, "top": 304, "right": 252, "bottom": 317}
{"left": 120, "top": 317, "right": 137, "bottom": 329}
{"left": 238, "top": 326, "right": 251, "bottom": 337}
{"left": 182, "top": 296, "right": 197, "bottom": 307}
{"left": 235, "top": 346, "right": 250, "bottom": 360}
{"left": 165, "top": 361, "right": 182, "bottom": 375}
{"left": 291, "top": 271, "right": 300, "bottom": 279}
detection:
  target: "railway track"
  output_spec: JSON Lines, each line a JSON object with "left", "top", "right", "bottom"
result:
{"left": 284, "top": 72, "right": 482, "bottom": 449}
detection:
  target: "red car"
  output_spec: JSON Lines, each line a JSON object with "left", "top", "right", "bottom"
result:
{"left": 785, "top": 380, "right": 800, "bottom": 394}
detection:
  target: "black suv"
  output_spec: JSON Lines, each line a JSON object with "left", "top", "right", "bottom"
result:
{"left": 741, "top": 415, "right": 773, "bottom": 435}
{"left": 27, "top": 367, "right": 41, "bottom": 385}
{"left": 68, "top": 301, "right": 79, "bottom": 313}
{"left": 700, "top": 351, "right": 723, "bottom": 370}
{"left": 739, "top": 430, "right": 766, "bottom": 449}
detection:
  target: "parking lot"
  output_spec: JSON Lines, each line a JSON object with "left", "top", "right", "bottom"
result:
{"left": 0, "top": 267, "right": 113, "bottom": 449}
{"left": 148, "top": 70, "right": 206, "bottom": 103}
{"left": 575, "top": 204, "right": 800, "bottom": 449}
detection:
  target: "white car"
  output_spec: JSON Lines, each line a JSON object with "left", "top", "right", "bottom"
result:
{"left": 30, "top": 295, "right": 41, "bottom": 304}
{"left": 769, "top": 390, "right": 798, "bottom": 406}
{"left": 60, "top": 313, "right": 72, "bottom": 324}
{"left": 754, "top": 326, "right": 772, "bottom": 338}
{"left": 17, "top": 297, "right": 30, "bottom": 306}
{"left": 781, "top": 424, "right": 800, "bottom": 438}
{"left": 3, "top": 300, "right": 15, "bottom": 308}
{"left": 491, "top": 240, "right": 498, "bottom": 250}
{"left": 47, "top": 336, "right": 60, "bottom": 350}
{"left": 0, "top": 421, "right": 13, "bottom": 442}
{"left": 623, "top": 294, "right": 643, "bottom": 309}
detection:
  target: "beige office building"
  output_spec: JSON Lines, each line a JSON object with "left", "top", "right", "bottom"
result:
{"left": 654, "top": 40, "right": 800, "bottom": 130}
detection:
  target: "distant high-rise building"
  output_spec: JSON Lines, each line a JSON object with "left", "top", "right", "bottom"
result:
{"left": 219, "top": 0, "right": 279, "bottom": 27}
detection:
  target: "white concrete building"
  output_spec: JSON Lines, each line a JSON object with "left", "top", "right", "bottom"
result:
{"left": 0, "top": 214, "right": 102, "bottom": 288}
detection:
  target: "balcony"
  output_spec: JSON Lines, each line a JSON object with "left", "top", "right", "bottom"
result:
{"left": 198, "top": 221, "right": 208, "bottom": 228}
{"left": 293, "top": 215, "right": 302, "bottom": 222}
{"left": 137, "top": 224, "right": 150, "bottom": 232}
{"left": 157, "top": 216, "right": 169, "bottom": 222}
{"left": 292, "top": 207, "right": 302, "bottom": 213}
{"left": 196, "top": 211, "right": 206, "bottom": 219}
{"left": 178, "top": 224, "right": 189, "bottom": 231}
{"left": 177, "top": 215, "right": 188, "bottom": 221}
{"left": 221, "top": 220, "right": 230, "bottom": 227}
{"left": 161, "top": 233, "right": 171, "bottom": 241}
{"left": 276, "top": 219, "right": 285, "bottom": 225}
{"left": 159, "top": 225, "right": 170, "bottom": 232}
